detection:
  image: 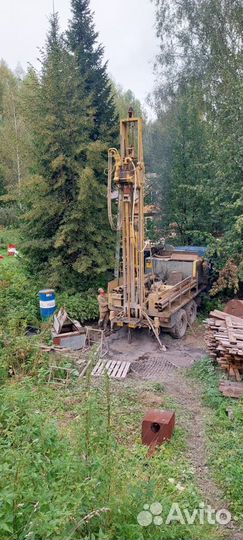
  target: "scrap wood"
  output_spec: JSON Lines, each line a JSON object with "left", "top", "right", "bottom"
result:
{"left": 205, "top": 309, "right": 243, "bottom": 381}
{"left": 40, "top": 343, "right": 86, "bottom": 360}
{"left": 53, "top": 307, "right": 83, "bottom": 334}
{"left": 219, "top": 380, "right": 243, "bottom": 399}
{"left": 48, "top": 365, "right": 76, "bottom": 386}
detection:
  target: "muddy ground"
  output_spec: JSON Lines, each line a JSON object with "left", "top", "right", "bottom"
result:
{"left": 107, "top": 323, "right": 206, "bottom": 370}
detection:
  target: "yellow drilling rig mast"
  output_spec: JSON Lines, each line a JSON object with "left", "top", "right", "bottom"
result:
{"left": 107, "top": 108, "right": 163, "bottom": 346}
{"left": 107, "top": 109, "right": 208, "bottom": 346}
{"left": 108, "top": 108, "right": 145, "bottom": 322}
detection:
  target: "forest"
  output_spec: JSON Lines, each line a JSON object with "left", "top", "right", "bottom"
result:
{"left": 0, "top": 1, "right": 243, "bottom": 539}
{"left": 0, "top": 0, "right": 242, "bottom": 297}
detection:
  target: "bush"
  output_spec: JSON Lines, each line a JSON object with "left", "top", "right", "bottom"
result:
{"left": 0, "top": 226, "right": 20, "bottom": 247}
{"left": 57, "top": 291, "right": 99, "bottom": 323}
{"left": 0, "top": 333, "right": 48, "bottom": 381}
{"left": 0, "top": 259, "right": 40, "bottom": 328}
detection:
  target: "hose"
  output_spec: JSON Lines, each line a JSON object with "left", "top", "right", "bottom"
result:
{"left": 107, "top": 152, "right": 115, "bottom": 230}
{"left": 107, "top": 148, "right": 121, "bottom": 231}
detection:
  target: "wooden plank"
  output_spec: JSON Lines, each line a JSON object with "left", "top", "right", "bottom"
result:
{"left": 120, "top": 362, "right": 131, "bottom": 379}
{"left": 110, "top": 360, "right": 121, "bottom": 379}
{"left": 97, "top": 360, "right": 108, "bottom": 375}
{"left": 102, "top": 360, "right": 113, "bottom": 375}
{"left": 219, "top": 380, "right": 243, "bottom": 398}
{"left": 116, "top": 362, "right": 126, "bottom": 379}
{"left": 110, "top": 361, "right": 122, "bottom": 378}
{"left": 94, "top": 359, "right": 108, "bottom": 376}
{"left": 210, "top": 310, "right": 243, "bottom": 325}
{"left": 92, "top": 359, "right": 103, "bottom": 376}
{"left": 107, "top": 360, "right": 117, "bottom": 376}
{"left": 226, "top": 316, "right": 237, "bottom": 344}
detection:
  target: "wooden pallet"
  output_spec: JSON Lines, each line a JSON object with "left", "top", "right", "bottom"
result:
{"left": 92, "top": 359, "right": 131, "bottom": 379}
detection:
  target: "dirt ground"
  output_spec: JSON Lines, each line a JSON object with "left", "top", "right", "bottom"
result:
{"left": 107, "top": 323, "right": 206, "bottom": 369}
{"left": 105, "top": 325, "right": 242, "bottom": 540}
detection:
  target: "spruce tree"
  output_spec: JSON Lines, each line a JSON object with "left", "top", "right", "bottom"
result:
{"left": 67, "top": 0, "right": 118, "bottom": 143}
{"left": 20, "top": 12, "right": 115, "bottom": 290}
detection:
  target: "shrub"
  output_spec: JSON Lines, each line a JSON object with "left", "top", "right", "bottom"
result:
{"left": 57, "top": 291, "right": 99, "bottom": 323}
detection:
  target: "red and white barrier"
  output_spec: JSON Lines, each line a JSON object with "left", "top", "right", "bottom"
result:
{"left": 7, "top": 244, "right": 17, "bottom": 256}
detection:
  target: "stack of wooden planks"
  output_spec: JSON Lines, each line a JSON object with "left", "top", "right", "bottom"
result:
{"left": 205, "top": 310, "right": 243, "bottom": 381}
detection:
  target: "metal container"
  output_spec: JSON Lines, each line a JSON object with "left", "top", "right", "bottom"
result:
{"left": 53, "top": 331, "right": 86, "bottom": 350}
{"left": 39, "top": 289, "right": 56, "bottom": 320}
{"left": 142, "top": 409, "right": 175, "bottom": 455}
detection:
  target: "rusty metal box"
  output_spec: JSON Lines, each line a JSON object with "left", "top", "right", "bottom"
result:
{"left": 142, "top": 409, "right": 175, "bottom": 447}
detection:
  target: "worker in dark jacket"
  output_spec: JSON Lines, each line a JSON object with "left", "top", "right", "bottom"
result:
{"left": 97, "top": 288, "right": 110, "bottom": 330}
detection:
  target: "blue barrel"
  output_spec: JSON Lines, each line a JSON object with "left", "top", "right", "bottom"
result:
{"left": 39, "top": 289, "right": 56, "bottom": 320}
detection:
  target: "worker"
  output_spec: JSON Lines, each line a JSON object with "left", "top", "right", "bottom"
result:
{"left": 97, "top": 288, "right": 110, "bottom": 330}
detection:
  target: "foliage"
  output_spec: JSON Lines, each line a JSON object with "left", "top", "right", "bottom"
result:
{"left": 0, "top": 377, "right": 219, "bottom": 540}
{"left": 0, "top": 333, "right": 46, "bottom": 381}
{"left": 0, "top": 226, "right": 20, "bottom": 248}
{"left": 150, "top": 0, "right": 243, "bottom": 287}
{"left": 189, "top": 357, "right": 243, "bottom": 517}
{"left": 210, "top": 259, "right": 239, "bottom": 296}
{"left": 57, "top": 291, "right": 99, "bottom": 322}
{"left": 111, "top": 81, "right": 144, "bottom": 119}
{"left": 17, "top": 12, "right": 116, "bottom": 291}
{"left": 67, "top": 0, "right": 118, "bottom": 143}
{"left": 0, "top": 257, "right": 40, "bottom": 328}
{"left": 198, "top": 294, "right": 224, "bottom": 320}
{"left": 0, "top": 60, "right": 33, "bottom": 219}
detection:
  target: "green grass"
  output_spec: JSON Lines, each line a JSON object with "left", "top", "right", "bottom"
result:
{"left": 0, "top": 377, "right": 221, "bottom": 540}
{"left": 1, "top": 229, "right": 241, "bottom": 539}
{"left": 188, "top": 358, "right": 243, "bottom": 519}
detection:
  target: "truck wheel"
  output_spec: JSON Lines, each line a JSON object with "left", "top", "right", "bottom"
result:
{"left": 170, "top": 308, "right": 187, "bottom": 339}
{"left": 185, "top": 300, "right": 197, "bottom": 325}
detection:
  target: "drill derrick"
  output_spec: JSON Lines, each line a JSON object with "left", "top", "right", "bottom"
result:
{"left": 107, "top": 111, "right": 208, "bottom": 349}
{"left": 108, "top": 110, "right": 145, "bottom": 322}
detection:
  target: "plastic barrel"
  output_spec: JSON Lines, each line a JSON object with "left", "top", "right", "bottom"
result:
{"left": 39, "top": 289, "right": 56, "bottom": 320}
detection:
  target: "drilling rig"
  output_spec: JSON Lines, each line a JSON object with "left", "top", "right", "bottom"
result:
{"left": 107, "top": 110, "right": 208, "bottom": 346}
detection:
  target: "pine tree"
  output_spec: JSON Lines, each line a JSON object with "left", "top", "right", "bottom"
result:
{"left": 67, "top": 0, "right": 118, "bottom": 143}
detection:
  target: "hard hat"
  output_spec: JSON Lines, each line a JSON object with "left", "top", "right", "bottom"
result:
{"left": 98, "top": 288, "right": 104, "bottom": 293}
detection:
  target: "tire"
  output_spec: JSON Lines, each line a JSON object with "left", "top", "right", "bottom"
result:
{"left": 185, "top": 300, "right": 197, "bottom": 325}
{"left": 170, "top": 308, "right": 187, "bottom": 339}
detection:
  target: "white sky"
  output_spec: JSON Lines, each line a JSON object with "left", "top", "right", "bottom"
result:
{"left": 0, "top": 0, "right": 159, "bottom": 116}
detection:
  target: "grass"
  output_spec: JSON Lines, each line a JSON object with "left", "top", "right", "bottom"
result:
{"left": 188, "top": 357, "right": 243, "bottom": 519}
{"left": 0, "top": 376, "right": 221, "bottom": 540}
{"left": 1, "top": 229, "right": 242, "bottom": 539}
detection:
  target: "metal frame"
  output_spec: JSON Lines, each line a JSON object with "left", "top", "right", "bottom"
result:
{"left": 108, "top": 113, "right": 145, "bottom": 323}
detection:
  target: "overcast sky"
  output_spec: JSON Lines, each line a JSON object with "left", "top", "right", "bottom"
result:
{"left": 0, "top": 0, "right": 159, "bottom": 116}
